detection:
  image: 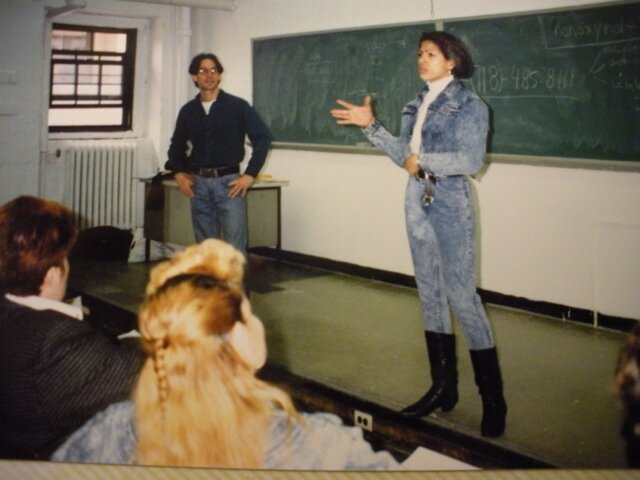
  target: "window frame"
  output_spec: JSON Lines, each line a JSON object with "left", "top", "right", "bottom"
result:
{"left": 48, "top": 23, "right": 137, "bottom": 133}
{"left": 44, "top": 13, "right": 151, "bottom": 142}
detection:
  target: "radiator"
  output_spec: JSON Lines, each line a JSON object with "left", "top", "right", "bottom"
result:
{"left": 62, "top": 141, "right": 140, "bottom": 231}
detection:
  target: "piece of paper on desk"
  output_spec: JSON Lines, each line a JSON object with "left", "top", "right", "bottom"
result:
{"left": 401, "top": 446, "right": 478, "bottom": 471}
{"left": 67, "top": 296, "right": 89, "bottom": 319}
{"left": 64, "top": 295, "right": 91, "bottom": 320}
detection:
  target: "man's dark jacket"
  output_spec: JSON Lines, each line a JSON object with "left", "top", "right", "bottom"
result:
{"left": 165, "top": 89, "right": 272, "bottom": 177}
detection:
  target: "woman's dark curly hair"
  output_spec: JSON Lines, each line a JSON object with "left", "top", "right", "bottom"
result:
{"left": 419, "top": 31, "right": 474, "bottom": 79}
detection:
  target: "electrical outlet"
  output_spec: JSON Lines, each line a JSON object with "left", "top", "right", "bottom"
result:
{"left": 354, "top": 410, "right": 373, "bottom": 431}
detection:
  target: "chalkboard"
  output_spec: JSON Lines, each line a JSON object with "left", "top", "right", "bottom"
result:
{"left": 253, "top": 2, "right": 640, "bottom": 163}
{"left": 445, "top": 2, "right": 640, "bottom": 162}
{"left": 252, "top": 23, "right": 434, "bottom": 147}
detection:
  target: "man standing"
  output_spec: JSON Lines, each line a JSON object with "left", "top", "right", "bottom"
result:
{"left": 165, "top": 53, "right": 272, "bottom": 253}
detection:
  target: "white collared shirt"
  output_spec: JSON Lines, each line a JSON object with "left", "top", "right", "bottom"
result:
{"left": 5, "top": 293, "right": 84, "bottom": 320}
{"left": 410, "top": 75, "right": 454, "bottom": 154}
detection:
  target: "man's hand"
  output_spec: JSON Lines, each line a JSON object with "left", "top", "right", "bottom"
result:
{"left": 175, "top": 172, "right": 194, "bottom": 198}
{"left": 228, "top": 174, "right": 254, "bottom": 198}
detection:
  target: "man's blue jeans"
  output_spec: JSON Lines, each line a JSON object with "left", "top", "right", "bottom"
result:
{"left": 190, "top": 173, "right": 247, "bottom": 253}
{"left": 405, "top": 175, "right": 495, "bottom": 350}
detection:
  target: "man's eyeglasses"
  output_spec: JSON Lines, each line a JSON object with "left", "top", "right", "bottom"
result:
{"left": 197, "top": 67, "right": 219, "bottom": 75}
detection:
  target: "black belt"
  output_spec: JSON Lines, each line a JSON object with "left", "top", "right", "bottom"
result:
{"left": 187, "top": 165, "right": 240, "bottom": 178}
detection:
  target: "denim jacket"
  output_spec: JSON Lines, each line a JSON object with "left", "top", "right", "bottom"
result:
{"left": 363, "top": 79, "right": 489, "bottom": 177}
{"left": 51, "top": 401, "right": 400, "bottom": 470}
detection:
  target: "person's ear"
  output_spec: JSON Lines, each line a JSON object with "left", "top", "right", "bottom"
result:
{"left": 227, "top": 301, "right": 267, "bottom": 370}
{"left": 447, "top": 59, "right": 456, "bottom": 75}
{"left": 40, "top": 265, "right": 63, "bottom": 300}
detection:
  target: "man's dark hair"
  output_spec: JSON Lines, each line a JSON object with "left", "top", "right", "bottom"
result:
{"left": 188, "top": 53, "right": 224, "bottom": 87}
{"left": 419, "top": 31, "right": 474, "bottom": 79}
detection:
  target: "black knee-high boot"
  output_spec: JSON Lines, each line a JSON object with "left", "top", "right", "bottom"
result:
{"left": 470, "top": 347, "right": 507, "bottom": 437}
{"left": 401, "top": 331, "right": 458, "bottom": 417}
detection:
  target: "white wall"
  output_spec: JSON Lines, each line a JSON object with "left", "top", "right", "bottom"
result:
{"left": 0, "top": 0, "right": 46, "bottom": 200}
{"left": 0, "top": 0, "right": 638, "bottom": 321}
{"left": 0, "top": 0, "right": 183, "bottom": 202}
{"left": 191, "top": 0, "right": 640, "bottom": 320}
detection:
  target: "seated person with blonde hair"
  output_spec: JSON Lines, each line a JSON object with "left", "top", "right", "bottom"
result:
{"left": 53, "top": 239, "right": 400, "bottom": 469}
{"left": 0, "top": 196, "right": 143, "bottom": 459}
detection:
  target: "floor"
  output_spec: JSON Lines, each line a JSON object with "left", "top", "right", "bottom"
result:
{"left": 68, "top": 254, "right": 630, "bottom": 469}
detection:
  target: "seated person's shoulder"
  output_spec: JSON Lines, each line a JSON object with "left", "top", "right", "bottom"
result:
{"left": 51, "top": 401, "right": 135, "bottom": 464}
{"left": 265, "top": 410, "right": 399, "bottom": 470}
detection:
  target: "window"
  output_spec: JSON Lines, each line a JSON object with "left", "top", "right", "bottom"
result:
{"left": 49, "top": 24, "right": 136, "bottom": 132}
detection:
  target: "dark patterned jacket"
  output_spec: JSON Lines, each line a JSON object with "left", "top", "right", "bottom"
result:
{"left": 0, "top": 296, "right": 143, "bottom": 459}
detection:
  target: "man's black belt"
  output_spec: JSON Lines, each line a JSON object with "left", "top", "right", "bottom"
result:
{"left": 187, "top": 165, "right": 240, "bottom": 178}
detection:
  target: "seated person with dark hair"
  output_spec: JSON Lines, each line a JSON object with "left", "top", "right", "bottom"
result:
{"left": 0, "top": 195, "right": 143, "bottom": 459}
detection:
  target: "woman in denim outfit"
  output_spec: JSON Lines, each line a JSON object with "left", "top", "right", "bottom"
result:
{"left": 331, "top": 31, "right": 506, "bottom": 437}
{"left": 52, "top": 239, "right": 399, "bottom": 469}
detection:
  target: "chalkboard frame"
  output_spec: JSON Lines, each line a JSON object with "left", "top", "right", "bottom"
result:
{"left": 252, "top": 1, "right": 640, "bottom": 170}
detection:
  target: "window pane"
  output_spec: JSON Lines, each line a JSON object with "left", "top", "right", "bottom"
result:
{"left": 102, "top": 65, "right": 122, "bottom": 85}
{"left": 102, "top": 65, "right": 121, "bottom": 76}
{"left": 52, "top": 30, "right": 90, "bottom": 50}
{"left": 53, "top": 74, "right": 76, "bottom": 84}
{"left": 78, "top": 64, "right": 100, "bottom": 85}
{"left": 53, "top": 64, "right": 76, "bottom": 84}
{"left": 52, "top": 85, "right": 75, "bottom": 96}
{"left": 78, "top": 54, "right": 100, "bottom": 62}
{"left": 78, "top": 64, "right": 99, "bottom": 76}
{"left": 51, "top": 100, "right": 75, "bottom": 106}
{"left": 49, "top": 107, "right": 123, "bottom": 126}
{"left": 78, "top": 85, "right": 99, "bottom": 96}
{"left": 94, "top": 32, "right": 127, "bottom": 53}
{"left": 101, "top": 85, "right": 122, "bottom": 96}
{"left": 53, "top": 63, "right": 75, "bottom": 74}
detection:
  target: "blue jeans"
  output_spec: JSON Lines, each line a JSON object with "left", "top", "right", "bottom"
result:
{"left": 405, "top": 175, "right": 495, "bottom": 350}
{"left": 190, "top": 174, "right": 247, "bottom": 253}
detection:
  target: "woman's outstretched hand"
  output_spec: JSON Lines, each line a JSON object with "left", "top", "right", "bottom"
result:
{"left": 330, "top": 96, "right": 375, "bottom": 128}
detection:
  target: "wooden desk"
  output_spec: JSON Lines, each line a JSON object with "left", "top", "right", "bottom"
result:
{"left": 143, "top": 178, "right": 288, "bottom": 259}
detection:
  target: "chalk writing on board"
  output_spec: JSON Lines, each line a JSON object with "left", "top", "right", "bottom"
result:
{"left": 590, "top": 43, "right": 640, "bottom": 98}
{"left": 540, "top": 16, "right": 640, "bottom": 49}
{"left": 469, "top": 64, "right": 579, "bottom": 99}
{"left": 536, "top": 12, "right": 640, "bottom": 107}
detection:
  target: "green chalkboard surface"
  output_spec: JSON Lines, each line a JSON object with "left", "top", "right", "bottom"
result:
{"left": 253, "top": 2, "right": 640, "bottom": 162}
{"left": 445, "top": 2, "right": 640, "bottom": 162}
{"left": 253, "top": 23, "right": 434, "bottom": 147}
